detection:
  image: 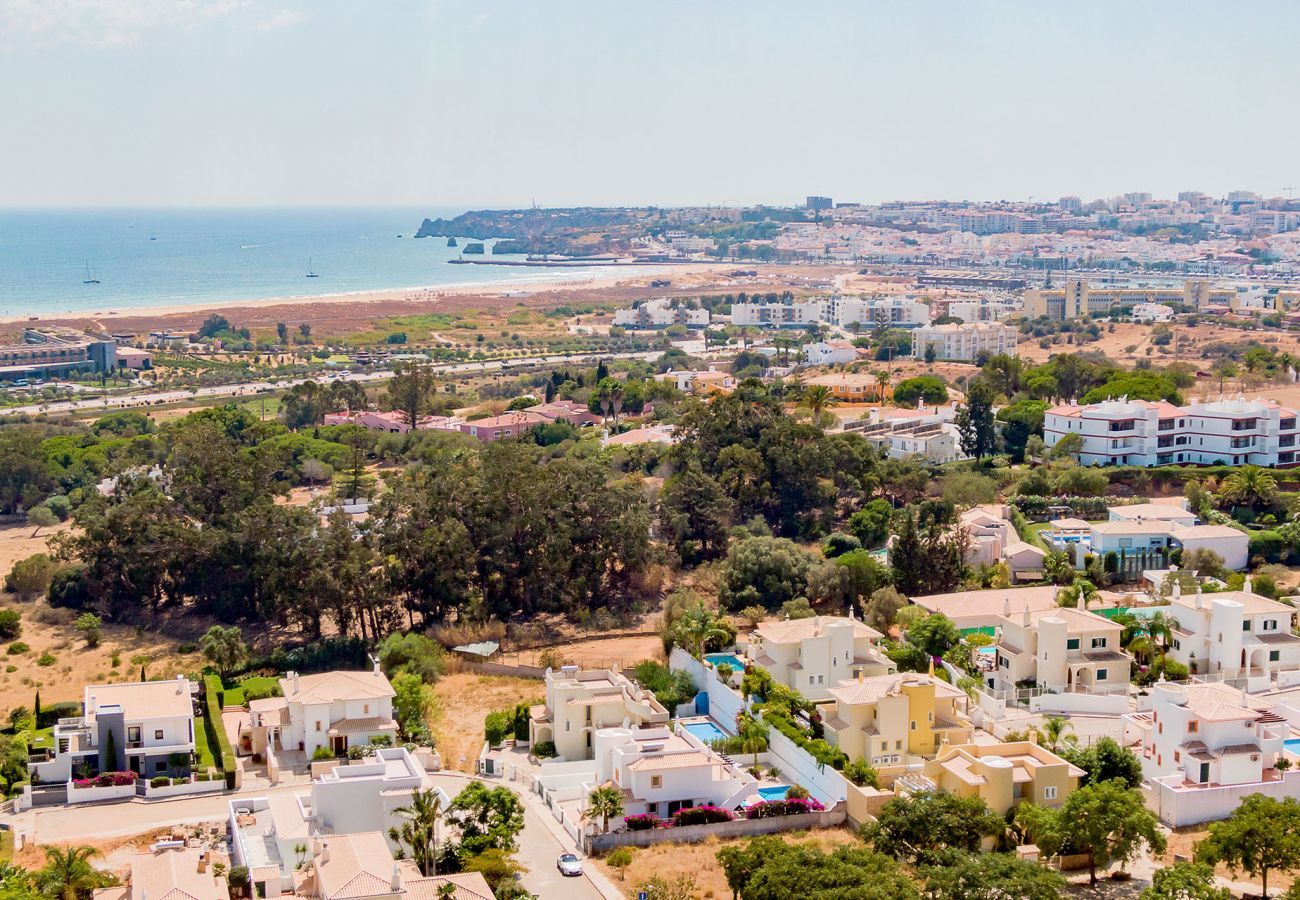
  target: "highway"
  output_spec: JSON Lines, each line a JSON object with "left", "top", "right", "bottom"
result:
{"left": 1, "top": 350, "right": 662, "bottom": 418}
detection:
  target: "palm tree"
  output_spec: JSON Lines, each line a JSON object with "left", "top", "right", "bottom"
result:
{"left": 388, "top": 788, "right": 444, "bottom": 876}
{"left": 38, "top": 846, "right": 102, "bottom": 900}
{"left": 1111, "top": 612, "right": 1142, "bottom": 651}
{"left": 802, "top": 384, "right": 838, "bottom": 420}
{"left": 675, "top": 604, "right": 730, "bottom": 661}
{"left": 1042, "top": 551, "right": 1075, "bottom": 586}
{"left": 1035, "top": 715, "right": 1074, "bottom": 753}
{"left": 1058, "top": 578, "right": 1098, "bottom": 608}
{"left": 873, "top": 370, "right": 890, "bottom": 404}
{"left": 1145, "top": 611, "right": 1175, "bottom": 657}
{"left": 738, "top": 716, "right": 770, "bottom": 767}
{"left": 1220, "top": 465, "right": 1278, "bottom": 510}
{"left": 587, "top": 785, "right": 624, "bottom": 833}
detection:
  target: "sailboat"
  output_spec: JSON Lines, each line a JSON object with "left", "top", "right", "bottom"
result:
{"left": 305, "top": 259, "right": 320, "bottom": 278}
{"left": 82, "top": 263, "right": 100, "bottom": 285}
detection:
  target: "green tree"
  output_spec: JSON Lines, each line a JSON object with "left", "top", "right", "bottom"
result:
{"left": 26, "top": 506, "right": 57, "bottom": 538}
{"left": 717, "top": 536, "right": 813, "bottom": 611}
{"left": 659, "top": 464, "right": 734, "bottom": 564}
{"left": 673, "top": 603, "right": 732, "bottom": 660}
{"left": 801, "top": 384, "right": 839, "bottom": 419}
{"left": 1050, "top": 431, "right": 1085, "bottom": 460}
{"left": 1140, "top": 862, "right": 1231, "bottom": 900}
{"left": 199, "top": 625, "right": 248, "bottom": 679}
{"left": 955, "top": 380, "right": 997, "bottom": 460}
{"left": 37, "top": 846, "right": 107, "bottom": 900}
{"left": 1196, "top": 794, "right": 1300, "bottom": 899}
{"left": 717, "top": 838, "right": 917, "bottom": 900}
{"left": 905, "top": 613, "right": 962, "bottom": 657}
{"left": 738, "top": 715, "right": 769, "bottom": 767}
{"left": 377, "top": 632, "right": 446, "bottom": 684}
{"left": 920, "top": 851, "right": 1065, "bottom": 900}
{"left": 388, "top": 788, "right": 445, "bottom": 876}
{"left": 847, "top": 499, "right": 893, "bottom": 549}
{"left": 5, "top": 554, "right": 57, "bottom": 601}
{"left": 587, "top": 784, "right": 624, "bottom": 833}
{"left": 392, "top": 672, "right": 432, "bottom": 737}
{"left": 865, "top": 586, "right": 906, "bottom": 632}
{"left": 446, "top": 781, "right": 526, "bottom": 856}
{"left": 1023, "top": 780, "right": 1165, "bottom": 885}
{"left": 385, "top": 361, "right": 435, "bottom": 429}
{"left": 863, "top": 791, "right": 1005, "bottom": 865}
{"left": 996, "top": 398, "right": 1048, "bottom": 463}
{"left": 893, "top": 376, "right": 947, "bottom": 408}
{"left": 1042, "top": 550, "right": 1074, "bottom": 585}
{"left": 1220, "top": 465, "right": 1279, "bottom": 510}
{"left": 73, "top": 614, "right": 101, "bottom": 649}
{"left": 1036, "top": 715, "right": 1075, "bottom": 753}
{"left": 606, "top": 847, "right": 633, "bottom": 881}
{"left": 890, "top": 508, "right": 968, "bottom": 597}
{"left": 1061, "top": 737, "right": 1143, "bottom": 788}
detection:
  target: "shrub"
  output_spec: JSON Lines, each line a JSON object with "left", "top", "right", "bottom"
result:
{"left": 672, "top": 805, "right": 734, "bottom": 826}
{"left": 822, "top": 532, "right": 862, "bottom": 559}
{"left": 312, "top": 745, "right": 335, "bottom": 761}
{"left": 6, "top": 642, "right": 27, "bottom": 656}
{"left": 36, "top": 652, "right": 55, "bottom": 667}
{"left": 624, "top": 814, "right": 661, "bottom": 831}
{"left": 243, "top": 682, "right": 282, "bottom": 702}
{"left": 744, "top": 797, "right": 825, "bottom": 819}
{"left": 532, "top": 741, "right": 557, "bottom": 758}
{"left": 5, "top": 554, "right": 56, "bottom": 601}
{"left": 843, "top": 758, "right": 880, "bottom": 788}
{"left": 0, "top": 611, "right": 20, "bottom": 641}
{"left": 203, "top": 674, "right": 236, "bottom": 787}
{"left": 74, "top": 771, "right": 135, "bottom": 788}
{"left": 151, "top": 776, "right": 170, "bottom": 788}
{"left": 785, "top": 784, "right": 810, "bottom": 800}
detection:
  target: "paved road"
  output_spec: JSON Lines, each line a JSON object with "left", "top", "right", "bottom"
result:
{"left": 2, "top": 350, "right": 661, "bottom": 418}
{"left": 5, "top": 770, "right": 614, "bottom": 900}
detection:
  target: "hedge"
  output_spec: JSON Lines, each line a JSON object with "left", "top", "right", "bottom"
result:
{"left": 672, "top": 805, "right": 734, "bottom": 826}
{"left": 204, "top": 674, "right": 236, "bottom": 789}
{"left": 764, "top": 712, "right": 847, "bottom": 770}
{"left": 744, "top": 797, "right": 826, "bottom": 819}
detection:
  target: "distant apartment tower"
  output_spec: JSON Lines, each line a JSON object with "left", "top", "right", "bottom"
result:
{"left": 1058, "top": 196, "right": 1083, "bottom": 213}
{"left": 835, "top": 295, "right": 930, "bottom": 328}
{"left": 1228, "top": 190, "right": 1260, "bottom": 203}
{"left": 806, "top": 196, "right": 833, "bottom": 211}
{"left": 1022, "top": 278, "right": 1234, "bottom": 320}
{"left": 1123, "top": 192, "right": 1153, "bottom": 205}
{"left": 613, "top": 297, "right": 710, "bottom": 329}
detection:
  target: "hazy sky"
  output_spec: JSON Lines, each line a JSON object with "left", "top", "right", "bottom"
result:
{"left": 3, "top": 1, "right": 1299, "bottom": 208}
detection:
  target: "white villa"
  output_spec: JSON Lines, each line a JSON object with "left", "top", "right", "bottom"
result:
{"left": 745, "top": 614, "right": 895, "bottom": 702}
{"left": 1127, "top": 681, "right": 1294, "bottom": 825}
{"left": 991, "top": 603, "right": 1131, "bottom": 696}
{"left": 247, "top": 664, "right": 397, "bottom": 760}
{"left": 528, "top": 667, "right": 670, "bottom": 761}
{"left": 1165, "top": 580, "right": 1300, "bottom": 685}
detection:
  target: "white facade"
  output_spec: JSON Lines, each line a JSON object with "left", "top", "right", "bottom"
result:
{"left": 253, "top": 666, "right": 397, "bottom": 760}
{"left": 594, "top": 725, "right": 751, "bottom": 817}
{"left": 730, "top": 299, "right": 829, "bottom": 328}
{"left": 945, "top": 299, "right": 1019, "bottom": 322}
{"left": 853, "top": 414, "right": 966, "bottom": 464}
{"left": 1131, "top": 302, "right": 1174, "bottom": 322}
{"left": 801, "top": 340, "right": 858, "bottom": 366}
{"left": 912, "top": 321, "right": 1018, "bottom": 361}
{"left": 1165, "top": 582, "right": 1300, "bottom": 681}
{"left": 745, "top": 614, "right": 895, "bottom": 702}
{"left": 1126, "top": 681, "right": 1290, "bottom": 824}
{"left": 613, "top": 297, "right": 710, "bottom": 329}
{"left": 1044, "top": 397, "right": 1300, "bottom": 467}
{"left": 992, "top": 604, "right": 1131, "bottom": 696}
{"left": 835, "top": 296, "right": 931, "bottom": 328}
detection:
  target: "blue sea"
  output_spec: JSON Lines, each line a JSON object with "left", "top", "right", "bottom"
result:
{"left": 0, "top": 207, "right": 637, "bottom": 318}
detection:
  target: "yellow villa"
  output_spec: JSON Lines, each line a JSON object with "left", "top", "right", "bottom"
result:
{"left": 822, "top": 672, "right": 973, "bottom": 766}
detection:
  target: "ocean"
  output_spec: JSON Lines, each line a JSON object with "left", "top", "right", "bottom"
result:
{"left": 0, "top": 207, "right": 635, "bottom": 318}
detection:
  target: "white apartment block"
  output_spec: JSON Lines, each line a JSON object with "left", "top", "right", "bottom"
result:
{"left": 613, "top": 297, "right": 710, "bottom": 329}
{"left": 912, "top": 321, "right": 1018, "bottom": 361}
{"left": 1044, "top": 397, "right": 1300, "bottom": 467}
{"left": 801, "top": 339, "right": 858, "bottom": 366}
{"left": 945, "top": 298, "right": 1019, "bottom": 322}
{"left": 835, "top": 296, "right": 931, "bottom": 328}
{"left": 1126, "top": 681, "right": 1291, "bottom": 826}
{"left": 529, "top": 667, "right": 670, "bottom": 760}
{"left": 730, "top": 299, "right": 830, "bottom": 328}
{"left": 991, "top": 603, "right": 1131, "bottom": 696}
{"left": 744, "top": 614, "right": 895, "bottom": 702}
{"left": 1164, "top": 580, "right": 1300, "bottom": 683}
{"left": 850, "top": 413, "right": 965, "bottom": 464}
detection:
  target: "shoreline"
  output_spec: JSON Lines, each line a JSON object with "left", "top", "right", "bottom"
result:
{"left": 1, "top": 262, "right": 731, "bottom": 327}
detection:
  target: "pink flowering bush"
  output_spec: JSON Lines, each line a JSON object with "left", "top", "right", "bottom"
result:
{"left": 743, "top": 797, "right": 825, "bottom": 819}
{"left": 623, "top": 813, "right": 662, "bottom": 831}
{"left": 672, "top": 805, "right": 735, "bottom": 826}
{"left": 73, "top": 771, "right": 137, "bottom": 789}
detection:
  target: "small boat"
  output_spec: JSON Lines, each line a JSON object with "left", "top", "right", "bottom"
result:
{"left": 82, "top": 262, "right": 100, "bottom": 285}
{"left": 306, "top": 259, "right": 320, "bottom": 278}
{"left": 149, "top": 233, "right": 157, "bottom": 241}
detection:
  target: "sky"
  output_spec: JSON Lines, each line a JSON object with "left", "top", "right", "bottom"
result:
{"left": 2, "top": 0, "right": 1299, "bottom": 208}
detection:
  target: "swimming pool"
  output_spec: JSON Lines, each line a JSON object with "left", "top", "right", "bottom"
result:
{"left": 705, "top": 653, "right": 747, "bottom": 672}
{"left": 756, "top": 785, "right": 790, "bottom": 801}
{"left": 1284, "top": 738, "right": 1300, "bottom": 755}
{"left": 682, "top": 721, "right": 728, "bottom": 744}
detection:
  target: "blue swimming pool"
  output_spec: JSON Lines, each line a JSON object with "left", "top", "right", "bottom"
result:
{"left": 705, "top": 653, "right": 747, "bottom": 671}
{"left": 1284, "top": 738, "right": 1300, "bottom": 755}
{"left": 682, "top": 721, "right": 728, "bottom": 744}
{"left": 757, "top": 785, "right": 790, "bottom": 801}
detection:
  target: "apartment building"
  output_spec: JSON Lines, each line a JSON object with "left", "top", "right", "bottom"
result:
{"left": 912, "top": 740, "right": 1085, "bottom": 815}
{"left": 1163, "top": 580, "right": 1300, "bottom": 681}
{"left": 590, "top": 725, "right": 750, "bottom": 818}
{"left": 745, "top": 614, "right": 895, "bottom": 702}
{"left": 943, "top": 298, "right": 1019, "bottom": 322}
{"left": 822, "top": 672, "right": 973, "bottom": 766}
{"left": 0, "top": 327, "right": 122, "bottom": 381}
{"left": 32, "top": 677, "right": 198, "bottom": 784}
{"left": 991, "top": 604, "right": 1130, "bottom": 696}
{"left": 835, "top": 296, "right": 931, "bottom": 328}
{"left": 613, "top": 297, "right": 710, "bottom": 328}
{"left": 1127, "top": 681, "right": 1290, "bottom": 825}
{"left": 730, "top": 298, "right": 830, "bottom": 328}
{"left": 1023, "top": 278, "right": 1234, "bottom": 320}
{"left": 911, "top": 321, "right": 1018, "bottom": 361}
{"left": 529, "top": 667, "right": 670, "bottom": 760}
{"left": 1044, "top": 397, "right": 1300, "bottom": 468}
{"left": 248, "top": 664, "right": 397, "bottom": 760}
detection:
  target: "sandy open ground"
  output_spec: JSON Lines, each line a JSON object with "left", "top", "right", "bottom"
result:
{"left": 430, "top": 672, "right": 544, "bottom": 773}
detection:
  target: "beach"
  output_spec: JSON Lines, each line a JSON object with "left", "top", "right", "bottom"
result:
{"left": 0, "top": 261, "right": 753, "bottom": 337}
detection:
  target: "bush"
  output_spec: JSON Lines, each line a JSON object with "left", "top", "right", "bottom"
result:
{"left": 672, "top": 805, "right": 734, "bottom": 826}
{"left": 6, "top": 642, "right": 27, "bottom": 656}
{"left": 243, "top": 682, "right": 282, "bottom": 702}
{"left": 842, "top": 758, "right": 881, "bottom": 788}
{"left": 312, "top": 745, "right": 335, "bottom": 761}
{"left": 624, "top": 814, "right": 660, "bottom": 831}
{"left": 743, "top": 797, "right": 825, "bottom": 819}
{"left": 5, "top": 554, "right": 56, "bottom": 601}
{"left": 821, "top": 532, "right": 862, "bottom": 559}
{"left": 377, "top": 632, "right": 446, "bottom": 684}
{"left": 151, "top": 776, "right": 170, "bottom": 788}
{"left": 0, "top": 611, "right": 20, "bottom": 641}
{"left": 532, "top": 740, "right": 557, "bottom": 758}
{"left": 203, "top": 674, "right": 236, "bottom": 787}
{"left": 36, "top": 652, "right": 55, "bottom": 667}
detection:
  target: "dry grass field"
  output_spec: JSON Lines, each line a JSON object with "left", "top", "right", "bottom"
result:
{"left": 429, "top": 672, "right": 543, "bottom": 773}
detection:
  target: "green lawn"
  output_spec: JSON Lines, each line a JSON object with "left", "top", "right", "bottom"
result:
{"left": 27, "top": 726, "right": 54, "bottom": 752}
{"left": 194, "top": 714, "right": 218, "bottom": 770}
{"left": 221, "top": 675, "right": 281, "bottom": 709}
{"left": 1023, "top": 521, "right": 1054, "bottom": 549}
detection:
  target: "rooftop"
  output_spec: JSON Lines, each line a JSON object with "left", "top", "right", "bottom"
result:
{"left": 101, "top": 848, "right": 228, "bottom": 900}
{"left": 280, "top": 669, "right": 395, "bottom": 705}
{"left": 85, "top": 678, "right": 194, "bottom": 720}
{"left": 827, "top": 672, "right": 967, "bottom": 706}
{"left": 753, "top": 615, "right": 883, "bottom": 644}
{"left": 910, "top": 586, "right": 1062, "bottom": 621}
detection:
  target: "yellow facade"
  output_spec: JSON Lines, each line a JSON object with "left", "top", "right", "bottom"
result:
{"left": 920, "top": 740, "right": 1085, "bottom": 816}
{"left": 822, "top": 673, "right": 973, "bottom": 766}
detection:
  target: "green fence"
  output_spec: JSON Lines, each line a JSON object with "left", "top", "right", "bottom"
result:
{"left": 203, "top": 674, "right": 236, "bottom": 789}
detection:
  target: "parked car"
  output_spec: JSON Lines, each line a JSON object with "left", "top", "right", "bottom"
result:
{"left": 557, "top": 853, "right": 583, "bottom": 877}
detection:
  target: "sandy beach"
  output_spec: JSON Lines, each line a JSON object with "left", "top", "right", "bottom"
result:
{"left": 2, "top": 262, "right": 839, "bottom": 338}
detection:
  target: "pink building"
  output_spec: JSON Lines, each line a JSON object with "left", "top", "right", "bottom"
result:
{"left": 321, "top": 410, "right": 461, "bottom": 434}
{"left": 459, "top": 411, "right": 550, "bottom": 442}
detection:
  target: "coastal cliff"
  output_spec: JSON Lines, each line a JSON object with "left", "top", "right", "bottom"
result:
{"left": 415, "top": 207, "right": 652, "bottom": 257}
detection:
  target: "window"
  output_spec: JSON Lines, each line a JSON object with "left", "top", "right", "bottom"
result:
{"left": 1067, "top": 638, "right": 1080, "bottom": 651}
{"left": 1118, "top": 538, "right": 1133, "bottom": 549}
{"left": 1096, "top": 668, "right": 1108, "bottom": 681}
{"left": 127, "top": 726, "right": 141, "bottom": 743}
{"left": 1244, "top": 621, "right": 1253, "bottom": 631}
{"left": 155, "top": 761, "right": 166, "bottom": 773}
{"left": 910, "top": 721, "right": 917, "bottom": 730}
{"left": 316, "top": 721, "right": 322, "bottom": 732}
{"left": 1043, "top": 786, "right": 1057, "bottom": 800}
{"left": 880, "top": 741, "right": 888, "bottom": 752}
{"left": 1188, "top": 720, "right": 1198, "bottom": 733}
{"left": 651, "top": 776, "right": 662, "bottom": 789}
{"left": 896, "top": 741, "right": 902, "bottom": 750}
{"left": 363, "top": 704, "right": 370, "bottom": 714}
{"left": 1264, "top": 619, "right": 1278, "bottom": 631}
{"left": 154, "top": 729, "right": 163, "bottom": 740}
{"left": 1091, "top": 637, "right": 1108, "bottom": 649}
{"left": 1271, "top": 651, "right": 1281, "bottom": 662}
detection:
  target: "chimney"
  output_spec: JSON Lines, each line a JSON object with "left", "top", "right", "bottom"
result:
{"left": 196, "top": 854, "right": 208, "bottom": 874}
{"left": 372, "top": 654, "right": 382, "bottom": 674}
{"left": 319, "top": 841, "right": 329, "bottom": 864}
{"left": 1076, "top": 589, "right": 1086, "bottom": 611}
{"left": 290, "top": 671, "right": 300, "bottom": 694}
{"left": 858, "top": 670, "right": 864, "bottom": 684}
{"left": 1003, "top": 595, "right": 1011, "bottom": 617}
{"left": 1195, "top": 586, "right": 1204, "bottom": 610}
{"left": 1022, "top": 603, "right": 1031, "bottom": 627}
{"left": 1172, "top": 577, "right": 1182, "bottom": 601}
{"left": 1245, "top": 575, "right": 1254, "bottom": 595}
{"left": 390, "top": 863, "right": 402, "bottom": 892}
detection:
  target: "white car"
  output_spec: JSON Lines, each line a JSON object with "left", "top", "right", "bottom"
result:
{"left": 557, "top": 853, "right": 583, "bottom": 877}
